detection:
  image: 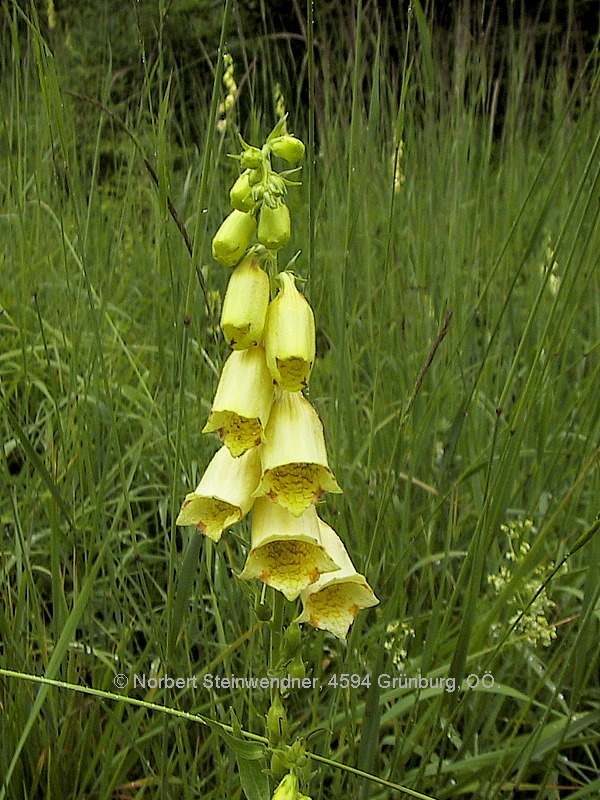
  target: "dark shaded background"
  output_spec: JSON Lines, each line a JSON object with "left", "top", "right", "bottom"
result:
{"left": 3, "top": 0, "right": 598, "bottom": 139}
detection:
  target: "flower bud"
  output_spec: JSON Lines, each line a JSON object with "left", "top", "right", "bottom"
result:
{"left": 282, "top": 623, "right": 302, "bottom": 660}
{"left": 271, "top": 135, "right": 305, "bottom": 163}
{"left": 248, "top": 167, "right": 262, "bottom": 186}
{"left": 258, "top": 202, "right": 291, "bottom": 251}
{"left": 240, "top": 146, "right": 263, "bottom": 169}
{"left": 212, "top": 209, "right": 257, "bottom": 267}
{"left": 220, "top": 251, "right": 270, "bottom": 349}
{"left": 264, "top": 271, "right": 315, "bottom": 391}
{"left": 230, "top": 170, "right": 256, "bottom": 212}
{"left": 287, "top": 653, "right": 306, "bottom": 682}
{"left": 267, "top": 693, "right": 288, "bottom": 743}
{"left": 287, "top": 740, "right": 308, "bottom": 769}
{"left": 270, "top": 751, "right": 289, "bottom": 782}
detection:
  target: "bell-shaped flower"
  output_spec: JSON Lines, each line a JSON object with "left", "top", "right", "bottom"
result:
{"left": 220, "top": 249, "right": 270, "bottom": 350}
{"left": 212, "top": 209, "right": 257, "bottom": 267}
{"left": 203, "top": 345, "right": 274, "bottom": 457}
{"left": 296, "top": 520, "right": 379, "bottom": 640}
{"left": 271, "top": 774, "right": 299, "bottom": 800}
{"left": 239, "top": 499, "right": 340, "bottom": 601}
{"left": 253, "top": 390, "right": 342, "bottom": 516}
{"left": 258, "top": 201, "right": 291, "bottom": 251}
{"left": 176, "top": 445, "right": 261, "bottom": 541}
{"left": 264, "top": 271, "right": 315, "bottom": 391}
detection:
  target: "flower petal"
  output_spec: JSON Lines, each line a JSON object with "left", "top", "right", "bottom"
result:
{"left": 239, "top": 499, "right": 340, "bottom": 600}
{"left": 176, "top": 445, "right": 261, "bottom": 541}
{"left": 264, "top": 271, "right": 315, "bottom": 392}
{"left": 220, "top": 249, "right": 270, "bottom": 350}
{"left": 296, "top": 519, "right": 379, "bottom": 639}
{"left": 253, "top": 390, "right": 341, "bottom": 515}
{"left": 203, "top": 345, "right": 274, "bottom": 457}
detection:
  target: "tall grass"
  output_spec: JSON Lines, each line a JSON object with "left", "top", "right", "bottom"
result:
{"left": 1, "top": 2, "right": 599, "bottom": 799}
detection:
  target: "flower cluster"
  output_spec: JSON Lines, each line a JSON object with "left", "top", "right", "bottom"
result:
{"left": 177, "top": 124, "right": 378, "bottom": 639}
{"left": 487, "top": 518, "right": 562, "bottom": 648}
{"left": 540, "top": 231, "right": 560, "bottom": 296}
{"left": 392, "top": 135, "right": 406, "bottom": 194}
{"left": 217, "top": 53, "right": 238, "bottom": 133}
{"left": 383, "top": 620, "right": 415, "bottom": 669}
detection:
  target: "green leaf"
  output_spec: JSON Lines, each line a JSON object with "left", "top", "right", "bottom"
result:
{"left": 202, "top": 713, "right": 265, "bottom": 762}
{"left": 236, "top": 756, "right": 270, "bottom": 800}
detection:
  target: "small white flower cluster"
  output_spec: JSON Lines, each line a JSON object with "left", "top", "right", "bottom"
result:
{"left": 540, "top": 231, "right": 560, "bottom": 296}
{"left": 393, "top": 137, "right": 406, "bottom": 194}
{"left": 488, "top": 519, "right": 562, "bottom": 648}
{"left": 384, "top": 620, "right": 415, "bottom": 668}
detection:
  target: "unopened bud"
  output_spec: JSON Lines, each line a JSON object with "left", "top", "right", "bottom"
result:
{"left": 264, "top": 272, "right": 315, "bottom": 391}
{"left": 212, "top": 210, "right": 257, "bottom": 267}
{"left": 230, "top": 171, "right": 256, "bottom": 212}
{"left": 282, "top": 623, "right": 302, "bottom": 660}
{"left": 287, "top": 653, "right": 306, "bottom": 682}
{"left": 270, "top": 751, "right": 289, "bottom": 782}
{"left": 271, "top": 135, "right": 305, "bottom": 163}
{"left": 241, "top": 146, "right": 263, "bottom": 169}
{"left": 258, "top": 202, "right": 290, "bottom": 251}
{"left": 267, "top": 693, "right": 288, "bottom": 743}
{"left": 248, "top": 167, "right": 262, "bottom": 186}
{"left": 220, "top": 251, "right": 270, "bottom": 349}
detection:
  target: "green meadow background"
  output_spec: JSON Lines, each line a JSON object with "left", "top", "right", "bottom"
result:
{"left": 1, "top": 1, "right": 599, "bottom": 798}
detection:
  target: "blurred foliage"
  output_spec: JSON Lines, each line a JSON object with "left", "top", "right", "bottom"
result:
{"left": 2, "top": 1, "right": 597, "bottom": 140}
{"left": 1, "top": 0, "right": 597, "bottom": 176}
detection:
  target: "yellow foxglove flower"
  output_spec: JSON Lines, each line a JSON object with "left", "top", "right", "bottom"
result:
{"left": 253, "top": 390, "right": 342, "bottom": 516}
{"left": 176, "top": 446, "right": 261, "bottom": 541}
{"left": 203, "top": 346, "right": 274, "bottom": 457}
{"left": 264, "top": 271, "right": 315, "bottom": 391}
{"left": 212, "top": 209, "right": 257, "bottom": 267}
{"left": 239, "top": 499, "right": 340, "bottom": 601}
{"left": 297, "top": 520, "right": 379, "bottom": 640}
{"left": 271, "top": 774, "right": 299, "bottom": 800}
{"left": 258, "top": 202, "right": 291, "bottom": 251}
{"left": 220, "top": 250, "right": 270, "bottom": 350}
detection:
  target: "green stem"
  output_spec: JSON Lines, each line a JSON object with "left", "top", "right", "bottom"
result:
{"left": 270, "top": 587, "right": 285, "bottom": 674}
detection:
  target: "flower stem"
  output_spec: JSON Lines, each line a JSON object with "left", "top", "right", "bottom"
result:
{"left": 270, "top": 586, "right": 285, "bottom": 674}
